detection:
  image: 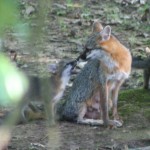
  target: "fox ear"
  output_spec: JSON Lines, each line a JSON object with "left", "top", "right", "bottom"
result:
{"left": 48, "top": 64, "right": 58, "bottom": 73}
{"left": 100, "top": 25, "right": 111, "bottom": 41}
{"left": 92, "top": 21, "right": 103, "bottom": 32}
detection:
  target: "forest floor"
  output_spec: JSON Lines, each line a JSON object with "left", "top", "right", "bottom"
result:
{"left": 1, "top": 0, "right": 150, "bottom": 149}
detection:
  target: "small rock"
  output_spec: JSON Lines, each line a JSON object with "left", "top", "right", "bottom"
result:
{"left": 130, "top": 0, "right": 139, "bottom": 4}
{"left": 25, "top": 6, "right": 35, "bottom": 15}
{"left": 143, "top": 33, "right": 149, "bottom": 38}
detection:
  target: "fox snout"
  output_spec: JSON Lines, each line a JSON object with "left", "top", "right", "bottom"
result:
{"left": 86, "top": 49, "right": 103, "bottom": 60}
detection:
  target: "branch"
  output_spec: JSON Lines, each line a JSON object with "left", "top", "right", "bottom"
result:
{"left": 132, "top": 57, "right": 150, "bottom": 69}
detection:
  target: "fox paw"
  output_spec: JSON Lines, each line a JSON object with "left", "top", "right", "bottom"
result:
{"left": 103, "top": 120, "right": 123, "bottom": 128}
{"left": 113, "top": 120, "right": 123, "bottom": 127}
{"left": 77, "top": 119, "right": 103, "bottom": 126}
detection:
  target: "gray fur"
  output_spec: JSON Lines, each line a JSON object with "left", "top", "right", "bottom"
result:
{"left": 57, "top": 49, "right": 117, "bottom": 121}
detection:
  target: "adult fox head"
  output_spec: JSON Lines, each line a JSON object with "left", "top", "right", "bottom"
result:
{"left": 85, "top": 21, "right": 132, "bottom": 74}
{"left": 85, "top": 21, "right": 111, "bottom": 51}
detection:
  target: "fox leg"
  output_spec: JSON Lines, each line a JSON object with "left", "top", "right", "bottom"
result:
{"left": 111, "top": 80, "right": 124, "bottom": 122}
{"left": 99, "top": 83, "right": 122, "bottom": 127}
{"left": 99, "top": 83, "right": 110, "bottom": 126}
{"left": 50, "top": 89, "right": 65, "bottom": 124}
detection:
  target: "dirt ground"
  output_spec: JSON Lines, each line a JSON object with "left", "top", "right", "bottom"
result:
{"left": 9, "top": 121, "right": 150, "bottom": 150}
{"left": 1, "top": 0, "right": 150, "bottom": 149}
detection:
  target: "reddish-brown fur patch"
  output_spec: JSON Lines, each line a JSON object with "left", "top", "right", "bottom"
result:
{"left": 98, "top": 35, "right": 132, "bottom": 73}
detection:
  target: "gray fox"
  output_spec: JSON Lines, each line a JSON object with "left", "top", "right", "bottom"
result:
{"left": 56, "top": 22, "right": 132, "bottom": 127}
{"left": 56, "top": 49, "right": 120, "bottom": 126}
{"left": 85, "top": 21, "right": 132, "bottom": 126}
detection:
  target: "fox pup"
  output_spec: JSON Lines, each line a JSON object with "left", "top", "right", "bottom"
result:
{"left": 17, "top": 60, "right": 77, "bottom": 123}
{"left": 84, "top": 91, "right": 112, "bottom": 120}
{"left": 5, "top": 51, "right": 79, "bottom": 124}
{"left": 84, "top": 21, "right": 132, "bottom": 126}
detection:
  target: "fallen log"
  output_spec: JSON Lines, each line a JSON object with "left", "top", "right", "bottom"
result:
{"left": 132, "top": 57, "right": 150, "bottom": 69}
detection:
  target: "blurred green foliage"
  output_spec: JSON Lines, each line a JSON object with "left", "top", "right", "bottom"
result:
{"left": 0, "top": 0, "right": 29, "bottom": 106}
{"left": 0, "top": 0, "right": 19, "bottom": 35}
{"left": 0, "top": 54, "right": 28, "bottom": 106}
{"left": 119, "top": 88, "right": 150, "bottom": 120}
